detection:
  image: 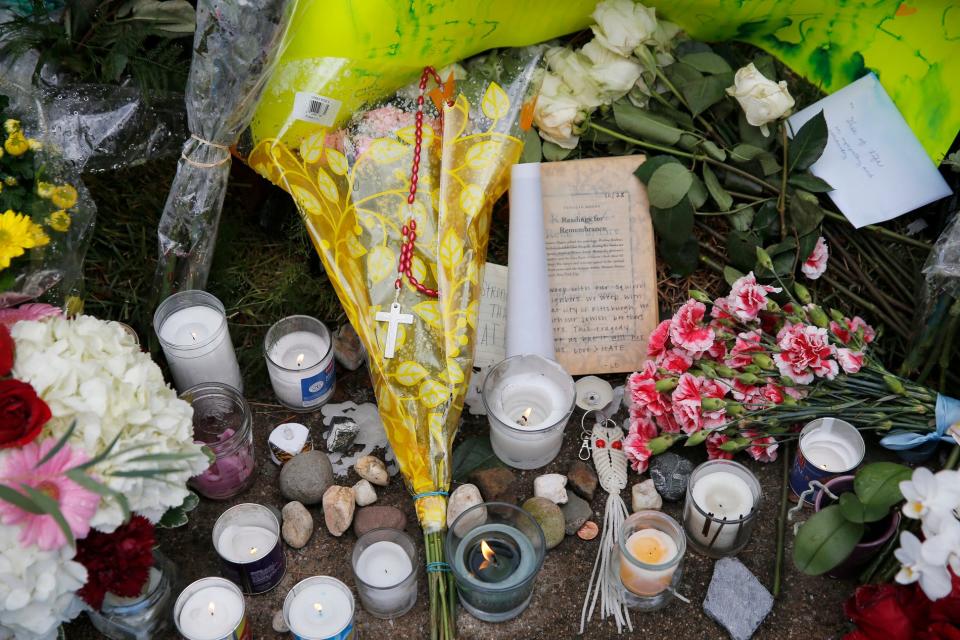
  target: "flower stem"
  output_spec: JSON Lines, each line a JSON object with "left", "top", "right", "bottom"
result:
{"left": 773, "top": 441, "right": 789, "bottom": 598}
{"left": 822, "top": 210, "right": 932, "bottom": 250}
{"left": 778, "top": 124, "right": 788, "bottom": 240}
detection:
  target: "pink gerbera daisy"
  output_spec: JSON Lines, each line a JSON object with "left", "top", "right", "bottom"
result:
{"left": 0, "top": 302, "right": 61, "bottom": 327}
{"left": 0, "top": 439, "right": 99, "bottom": 550}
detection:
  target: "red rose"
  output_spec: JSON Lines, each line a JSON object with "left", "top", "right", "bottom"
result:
{"left": 0, "top": 379, "right": 51, "bottom": 449}
{"left": 0, "top": 324, "right": 12, "bottom": 376}
{"left": 843, "top": 583, "right": 928, "bottom": 640}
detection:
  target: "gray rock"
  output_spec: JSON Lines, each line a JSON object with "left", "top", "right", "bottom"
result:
{"left": 281, "top": 501, "right": 313, "bottom": 549}
{"left": 333, "top": 323, "right": 366, "bottom": 371}
{"left": 322, "top": 486, "right": 355, "bottom": 537}
{"left": 703, "top": 558, "right": 773, "bottom": 640}
{"left": 279, "top": 451, "right": 334, "bottom": 505}
{"left": 354, "top": 505, "right": 408, "bottom": 537}
{"left": 533, "top": 473, "right": 568, "bottom": 504}
{"left": 355, "top": 455, "right": 389, "bottom": 486}
{"left": 632, "top": 479, "right": 663, "bottom": 512}
{"left": 447, "top": 483, "right": 485, "bottom": 534}
{"left": 566, "top": 461, "right": 598, "bottom": 501}
{"left": 272, "top": 610, "right": 289, "bottom": 633}
{"left": 649, "top": 453, "right": 694, "bottom": 502}
{"left": 560, "top": 490, "right": 592, "bottom": 535}
{"left": 353, "top": 479, "right": 378, "bottom": 506}
{"left": 522, "top": 497, "right": 564, "bottom": 550}
{"left": 326, "top": 416, "right": 359, "bottom": 453}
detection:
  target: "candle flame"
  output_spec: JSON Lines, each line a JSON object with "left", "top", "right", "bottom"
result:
{"left": 313, "top": 602, "right": 323, "bottom": 614}
{"left": 296, "top": 353, "right": 304, "bottom": 367}
{"left": 208, "top": 602, "right": 215, "bottom": 616}
{"left": 191, "top": 331, "right": 198, "bottom": 342}
{"left": 249, "top": 546, "right": 258, "bottom": 555}
{"left": 517, "top": 407, "right": 532, "bottom": 426}
{"left": 478, "top": 539, "right": 496, "bottom": 571}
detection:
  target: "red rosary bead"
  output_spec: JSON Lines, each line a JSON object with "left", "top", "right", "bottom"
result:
{"left": 595, "top": 439, "right": 606, "bottom": 448}
{"left": 612, "top": 440, "right": 623, "bottom": 450}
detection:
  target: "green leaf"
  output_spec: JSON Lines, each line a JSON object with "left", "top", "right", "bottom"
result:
{"left": 521, "top": 128, "right": 542, "bottom": 163}
{"left": 613, "top": 102, "right": 684, "bottom": 146}
{"left": 700, "top": 139, "right": 727, "bottom": 162}
{"left": 788, "top": 197, "right": 826, "bottom": 236}
{"left": 35, "top": 420, "right": 78, "bottom": 469}
{"left": 729, "top": 143, "right": 766, "bottom": 162}
{"left": 634, "top": 155, "right": 682, "bottom": 184}
{"left": 794, "top": 505, "right": 864, "bottom": 575}
{"left": 651, "top": 197, "right": 695, "bottom": 246}
{"left": 739, "top": 111, "right": 773, "bottom": 149}
{"left": 723, "top": 265, "right": 745, "bottom": 286}
{"left": 788, "top": 173, "right": 833, "bottom": 192}
{"left": 159, "top": 507, "right": 189, "bottom": 528}
{"left": 682, "top": 72, "right": 734, "bottom": 117}
{"left": 758, "top": 152, "right": 781, "bottom": 176}
{"left": 19, "top": 483, "right": 75, "bottom": 547}
{"left": 754, "top": 201, "right": 781, "bottom": 241}
{"left": 66, "top": 469, "right": 129, "bottom": 521}
{"left": 108, "top": 468, "right": 185, "bottom": 478}
{"left": 0, "top": 485, "right": 44, "bottom": 515}
{"left": 663, "top": 61, "right": 703, "bottom": 91}
{"left": 688, "top": 174, "right": 708, "bottom": 209}
{"left": 452, "top": 437, "right": 503, "bottom": 482}
{"left": 729, "top": 205, "right": 755, "bottom": 231}
{"left": 659, "top": 235, "right": 699, "bottom": 276}
{"left": 839, "top": 493, "right": 867, "bottom": 523}
{"left": 542, "top": 141, "right": 572, "bottom": 162}
{"left": 680, "top": 51, "right": 732, "bottom": 74}
{"left": 726, "top": 230, "right": 760, "bottom": 272}
{"left": 788, "top": 110, "right": 828, "bottom": 173}
{"left": 753, "top": 55, "right": 777, "bottom": 82}
{"left": 797, "top": 232, "right": 820, "bottom": 265}
{"left": 648, "top": 163, "right": 694, "bottom": 209}
{"left": 125, "top": 452, "right": 205, "bottom": 463}
{"left": 702, "top": 164, "right": 732, "bottom": 211}
{"left": 72, "top": 431, "right": 124, "bottom": 470}
{"left": 855, "top": 462, "right": 912, "bottom": 515}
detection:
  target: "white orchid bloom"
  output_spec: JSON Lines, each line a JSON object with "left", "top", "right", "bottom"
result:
{"left": 895, "top": 531, "right": 953, "bottom": 600}
{"left": 921, "top": 516, "right": 960, "bottom": 576}
{"left": 900, "top": 467, "right": 960, "bottom": 523}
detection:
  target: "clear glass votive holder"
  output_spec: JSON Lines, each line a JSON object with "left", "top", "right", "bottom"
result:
{"left": 352, "top": 528, "right": 418, "bottom": 619}
{"left": 181, "top": 383, "right": 255, "bottom": 500}
{"left": 481, "top": 354, "right": 576, "bottom": 470}
{"left": 264, "top": 315, "right": 336, "bottom": 411}
{"left": 683, "top": 459, "right": 762, "bottom": 558}
{"left": 612, "top": 510, "right": 686, "bottom": 612}
{"left": 88, "top": 551, "right": 175, "bottom": 640}
{"left": 446, "top": 502, "right": 546, "bottom": 623}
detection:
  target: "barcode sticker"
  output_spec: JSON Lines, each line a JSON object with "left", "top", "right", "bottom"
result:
{"left": 293, "top": 92, "right": 341, "bottom": 126}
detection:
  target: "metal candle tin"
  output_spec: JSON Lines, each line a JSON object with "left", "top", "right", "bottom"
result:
{"left": 173, "top": 577, "right": 250, "bottom": 640}
{"left": 789, "top": 417, "right": 866, "bottom": 504}
{"left": 212, "top": 503, "right": 286, "bottom": 594}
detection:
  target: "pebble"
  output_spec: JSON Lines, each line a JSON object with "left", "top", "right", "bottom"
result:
{"left": 632, "top": 479, "right": 663, "bottom": 512}
{"left": 355, "top": 455, "right": 389, "bottom": 486}
{"left": 577, "top": 521, "right": 599, "bottom": 540}
{"left": 322, "top": 486, "right": 355, "bottom": 537}
{"left": 447, "top": 484, "right": 485, "bottom": 534}
{"left": 333, "top": 323, "right": 366, "bottom": 371}
{"left": 566, "top": 461, "right": 598, "bottom": 501}
{"left": 280, "top": 501, "right": 313, "bottom": 549}
{"left": 354, "top": 505, "right": 408, "bottom": 537}
{"left": 703, "top": 557, "right": 773, "bottom": 640}
{"left": 649, "top": 453, "right": 694, "bottom": 502}
{"left": 561, "top": 490, "right": 592, "bottom": 535}
{"left": 279, "top": 450, "right": 334, "bottom": 505}
{"left": 353, "top": 479, "right": 378, "bottom": 506}
{"left": 326, "top": 416, "right": 359, "bottom": 453}
{"left": 272, "top": 610, "right": 289, "bottom": 633}
{"left": 534, "top": 473, "right": 568, "bottom": 504}
{"left": 469, "top": 467, "right": 517, "bottom": 504}
{"left": 522, "top": 497, "right": 564, "bottom": 550}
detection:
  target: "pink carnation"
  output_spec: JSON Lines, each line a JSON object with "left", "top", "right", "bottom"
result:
{"left": 710, "top": 296, "right": 734, "bottom": 320}
{"left": 742, "top": 429, "right": 778, "bottom": 463}
{"left": 801, "top": 236, "right": 829, "bottom": 280}
{"left": 837, "top": 348, "right": 864, "bottom": 374}
{"left": 656, "top": 349, "right": 693, "bottom": 374}
{"left": 725, "top": 330, "right": 763, "bottom": 369}
{"left": 761, "top": 384, "right": 785, "bottom": 405}
{"left": 669, "top": 300, "right": 715, "bottom": 355}
{"left": 706, "top": 432, "right": 734, "bottom": 460}
{"left": 654, "top": 412, "right": 682, "bottom": 434}
{"left": 671, "top": 373, "right": 727, "bottom": 434}
{"left": 647, "top": 319, "right": 671, "bottom": 358}
{"left": 830, "top": 316, "right": 876, "bottom": 346}
{"left": 0, "top": 303, "right": 62, "bottom": 328}
{"left": 726, "top": 272, "right": 781, "bottom": 322}
{"left": 626, "top": 361, "right": 670, "bottom": 417}
{"left": 624, "top": 426, "right": 654, "bottom": 473}
{"left": 773, "top": 323, "right": 838, "bottom": 385}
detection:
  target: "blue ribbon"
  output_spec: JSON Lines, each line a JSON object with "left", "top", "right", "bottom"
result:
{"left": 880, "top": 394, "right": 960, "bottom": 450}
{"left": 426, "top": 562, "right": 450, "bottom": 573}
{"left": 413, "top": 490, "right": 448, "bottom": 501}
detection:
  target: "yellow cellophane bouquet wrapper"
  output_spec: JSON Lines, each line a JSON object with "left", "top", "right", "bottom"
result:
{"left": 246, "top": 51, "right": 541, "bottom": 638}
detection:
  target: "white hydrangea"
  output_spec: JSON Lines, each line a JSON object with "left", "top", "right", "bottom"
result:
{"left": 10, "top": 316, "right": 209, "bottom": 531}
{"left": 0, "top": 524, "right": 87, "bottom": 640}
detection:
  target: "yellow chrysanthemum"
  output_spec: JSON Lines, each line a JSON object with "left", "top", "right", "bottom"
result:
{"left": 3, "top": 177, "right": 16, "bottom": 187}
{"left": 4, "top": 132, "right": 28, "bottom": 157}
{"left": 0, "top": 147, "right": 4, "bottom": 159}
{"left": 47, "top": 210, "right": 71, "bottom": 233}
{"left": 36, "top": 181, "right": 54, "bottom": 198}
{"left": 50, "top": 185, "right": 78, "bottom": 209}
{"left": 0, "top": 209, "right": 49, "bottom": 270}
{"left": 3, "top": 119, "right": 19, "bottom": 134}
{"left": 27, "top": 139, "right": 41, "bottom": 151}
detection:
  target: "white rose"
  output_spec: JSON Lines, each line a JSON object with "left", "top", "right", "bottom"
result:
{"left": 544, "top": 47, "right": 604, "bottom": 109}
{"left": 590, "top": 0, "right": 658, "bottom": 57}
{"left": 725, "top": 63, "right": 795, "bottom": 135}
{"left": 581, "top": 39, "right": 643, "bottom": 99}
{"left": 534, "top": 72, "right": 584, "bottom": 149}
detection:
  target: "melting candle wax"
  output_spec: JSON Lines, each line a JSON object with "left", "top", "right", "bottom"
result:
{"left": 468, "top": 537, "right": 521, "bottom": 583}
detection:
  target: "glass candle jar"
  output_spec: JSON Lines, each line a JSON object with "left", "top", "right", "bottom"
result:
{"left": 173, "top": 577, "right": 250, "bottom": 640}
{"left": 213, "top": 504, "right": 286, "bottom": 594}
{"left": 446, "top": 502, "right": 546, "bottom": 623}
{"left": 614, "top": 510, "right": 686, "bottom": 612}
{"left": 154, "top": 290, "right": 243, "bottom": 393}
{"left": 482, "top": 354, "right": 575, "bottom": 470}
{"left": 181, "top": 383, "right": 256, "bottom": 500}
{"left": 88, "top": 551, "right": 176, "bottom": 640}
{"left": 264, "top": 315, "right": 336, "bottom": 411}
{"left": 352, "top": 528, "right": 418, "bottom": 619}
{"left": 683, "top": 459, "right": 762, "bottom": 558}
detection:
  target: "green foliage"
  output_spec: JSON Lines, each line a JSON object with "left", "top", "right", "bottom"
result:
{"left": 451, "top": 437, "right": 503, "bottom": 482}
{"left": 159, "top": 491, "right": 199, "bottom": 528}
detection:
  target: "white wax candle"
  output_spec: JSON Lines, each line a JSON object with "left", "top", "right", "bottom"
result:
{"left": 287, "top": 580, "right": 353, "bottom": 638}
{"left": 802, "top": 430, "right": 860, "bottom": 471}
{"left": 266, "top": 330, "right": 334, "bottom": 409}
{"left": 488, "top": 374, "right": 569, "bottom": 469}
{"left": 355, "top": 541, "right": 415, "bottom": 614}
{"left": 102, "top": 566, "right": 161, "bottom": 608}
{"left": 620, "top": 529, "right": 678, "bottom": 596}
{"left": 177, "top": 585, "right": 243, "bottom": 640}
{"left": 687, "top": 471, "right": 755, "bottom": 552}
{"left": 158, "top": 304, "right": 242, "bottom": 392}
{"left": 216, "top": 525, "right": 277, "bottom": 563}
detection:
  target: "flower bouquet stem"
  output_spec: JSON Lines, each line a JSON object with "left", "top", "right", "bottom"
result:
{"left": 425, "top": 530, "right": 456, "bottom": 640}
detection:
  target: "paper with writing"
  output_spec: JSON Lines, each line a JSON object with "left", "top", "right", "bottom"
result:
{"left": 473, "top": 263, "right": 508, "bottom": 368}
{"left": 539, "top": 156, "right": 658, "bottom": 375}
{"left": 788, "top": 74, "right": 951, "bottom": 229}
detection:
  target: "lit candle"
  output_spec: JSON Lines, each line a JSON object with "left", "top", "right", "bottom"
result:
{"left": 789, "top": 418, "right": 865, "bottom": 504}
{"left": 216, "top": 525, "right": 277, "bottom": 563}
{"left": 283, "top": 577, "right": 355, "bottom": 639}
{"left": 619, "top": 529, "right": 678, "bottom": 596}
{"left": 174, "top": 578, "right": 247, "bottom": 640}
{"left": 154, "top": 291, "right": 243, "bottom": 393}
{"left": 683, "top": 460, "right": 761, "bottom": 557}
{"left": 353, "top": 538, "right": 416, "bottom": 617}
{"left": 213, "top": 504, "right": 285, "bottom": 595}
{"left": 265, "top": 316, "right": 336, "bottom": 411}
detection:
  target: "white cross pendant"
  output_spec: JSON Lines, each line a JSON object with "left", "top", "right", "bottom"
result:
{"left": 375, "top": 302, "right": 414, "bottom": 359}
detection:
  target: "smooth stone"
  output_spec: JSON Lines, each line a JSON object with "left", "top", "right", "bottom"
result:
{"left": 561, "top": 490, "right": 592, "bottom": 536}
{"left": 534, "top": 473, "right": 568, "bottom": 505}
{"left": 632, "top": 479, "right": 663, "bottom": 512}
{"left": 333, "top": 323, "right": 366, "bottom": 371}
{"left": 356, "top": 455, "right": 389, "bottom": 486}
{"left": 703, "top": 558, "right": 773, "bottom": 640}
{"left": 354, "top": 505, "right": 408, "bottom": 537}
{"left": 469, "top": 467, "right": 518, "bottom": 504}
{"left": 279, "top": 450, "right": 334, "bottom": 505}
{"left": 326, "top": 416, "right": 359, "bottom": 453}
{"left": 280, "top": 501, "right": 313, "bottom": 549}
{"left": 353, "top": 479, "right": 378, "bottom": 506}
{"left": 272, "top": 610, "right": 289, "bottom": 633}
{"left": 566, "top": 460, "right": 598, "bottom": 501}
{"left": 522, "top": 497, "right": 564, "bottom": 550}
{"left": 322, "top": 486, "right": 355, "bottom": 537}
{"left": 649, "top": 453, "right": 694, "bottom": 502}
{"left": 447, "top": 484, "right": 485, "bottom": 534}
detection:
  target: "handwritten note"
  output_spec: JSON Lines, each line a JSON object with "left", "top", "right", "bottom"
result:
{"left": 788, "top": 73, "right": 951, "bottom": 228}
{"left": 539, "top": 156, "right": 658, "bottom": 375}
{"left": 473, "top": 263, "right": 508, "bottom": 368}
